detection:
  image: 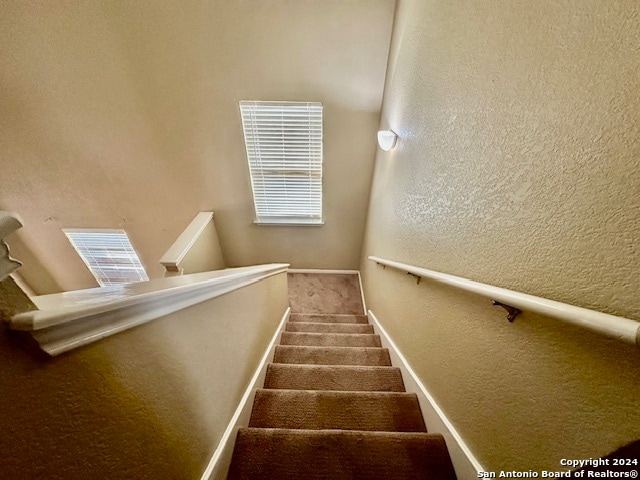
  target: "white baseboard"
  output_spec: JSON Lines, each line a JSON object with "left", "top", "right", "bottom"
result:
{"left": 368, "top": 309, "right": 484, "bottom": 479}
{"left": 200, "top": 307, "right": 291, "bottom": 480}
{"left": 357, "top": 271, "right": 367, "bottom": 315}
{"left": 287, "top": 269, "right": 360, "bottom": 274}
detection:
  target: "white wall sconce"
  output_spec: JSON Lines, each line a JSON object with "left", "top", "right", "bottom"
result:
{"left": 377, "top": 130, "right": 397, "bottom": 151}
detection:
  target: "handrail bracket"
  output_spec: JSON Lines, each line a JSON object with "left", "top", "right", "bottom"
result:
{"left": 493, "top": 301, "right": 521, "bottom": 322}
{"left": 407, "top": 272, "right": 422, "bottom": 285}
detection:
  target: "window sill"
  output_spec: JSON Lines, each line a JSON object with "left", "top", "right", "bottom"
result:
{"left": 254, "top": 219, "right": 324, "bottom": 227}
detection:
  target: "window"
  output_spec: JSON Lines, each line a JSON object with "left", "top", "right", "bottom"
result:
{"left": 240, "top": 101, "right": 323, "bottom": 225}
{"left": 64, "top": 229, "right": 149, "bottom": 286}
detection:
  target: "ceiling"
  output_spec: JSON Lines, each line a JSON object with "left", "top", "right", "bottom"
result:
{"left": 0, "top": 0, "right": 396, "bottom": 294}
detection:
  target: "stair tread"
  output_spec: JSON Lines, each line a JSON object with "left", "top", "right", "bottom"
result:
{"left": 250, "top": 389, "right": 427, "bottom": 432}
{"left": 265, "top": 364, "right": 405, "bottom": 392}
{"left": 274, "top": 345, "right": 392, "bottom": 366}
{"left": 289, "top": 313, "right": 369, "bottom": 324}
{"left": 281, "top": 332, "right": 381, "bottom": 347}
{"left": 228, "top": 428, "right": 456, "bottom": 480}
{"left": 284, "top": 332, "right": 378, "bottom": 337}
{"left": 286, "top": 322, "right": 374, "bottom": 333}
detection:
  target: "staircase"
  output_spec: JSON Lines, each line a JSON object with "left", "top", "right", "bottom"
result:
{"left": 227, "top": 273, "right": 456, "bottom": 479}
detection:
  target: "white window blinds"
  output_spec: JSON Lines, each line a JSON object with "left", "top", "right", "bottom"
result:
{"left": 64, "top": 229, "right": 149, "bottom": 286}
{"left": 239, "top": 101, "right": 323, "bottom": 224}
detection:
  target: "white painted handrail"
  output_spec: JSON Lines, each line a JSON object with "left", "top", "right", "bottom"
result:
{"left": 160, "top": 211, "right": 222, "bottom": 274}
{"left": 369, "top": 256, "right": 640, "bottom": 349}
{"left": 9, "top": 263, "right": 289, "bottom": 355}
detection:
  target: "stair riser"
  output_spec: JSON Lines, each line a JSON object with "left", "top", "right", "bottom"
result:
{"left": 289, "top": 314, "right": 369, "bottom": 324}
{"left": 265, "top": 365, "right": 405, "bottom": 392}
{"left": 250, "top": 390, "right": 427, "bottom": 432}
{"left": 281, "top": 332, "right": 382, "bottom": 347}
{"left": 228, "top": 429, "right": 456, "bottom": 480}
{"left": 285, "top": 323, "right": 374, "bottom": 334}
{"left": 273, "top": 346, "right": 392, "bottom": 366}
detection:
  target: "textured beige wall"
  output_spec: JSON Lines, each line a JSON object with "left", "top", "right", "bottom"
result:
{"left": 0, "top": 0, "right": 394, "bottom": 294}
{"left": 179, "top": 220, "right": 226, "bottom": 274}
{"left": 0, "top": 272, "right": 288, "bottom": 479}
{"left": 361, "top": 0, "right": 640, "bottom": 472}
{"left": 0, "top": 276, "right": 36, "bottom": 319}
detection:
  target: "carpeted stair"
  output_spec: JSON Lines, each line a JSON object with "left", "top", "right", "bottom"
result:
{"left": 280, "top": 331, "right": 382, "bottom": 347}
{"left": 289, "top": 313, "right": 369, "bottom": 324}
{"left": 273, "top": 345, "right": 392, "bottom": 366}
{"left": 227, "top": 273, "right": 456, "bottom": 479}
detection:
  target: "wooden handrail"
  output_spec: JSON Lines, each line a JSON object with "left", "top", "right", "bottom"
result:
{"left": 369, "top": 256, "right": 640, "bottom": 349}
{"left": 9, "top": 263, "right": 289, "bottom": 355}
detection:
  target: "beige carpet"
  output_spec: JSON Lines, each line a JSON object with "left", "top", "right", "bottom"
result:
{"left": 227, "top": 273, "right": 456, "bottom": 479}
{"left": 289, "top": 313, "right": 369, "bottom": 323}
{"left": 249, "top": 390, "right": 427, "bottom": 432}
{"left": 287, "top": 273, "right": 365, "bottom": 315}
{"left": 285, "top": 322, "right": 374, "bottom": 333}
{"left": 280, "top": 332, "right": 382, "bottom": 347}
{"left": 229, "top": 429, "right": 455, "bottom": 479}
{"left": 264, "top": 363, "right": 406, "bottom": 392}
{"left": 273, "top": 345, "right": 392, "bottom": 366}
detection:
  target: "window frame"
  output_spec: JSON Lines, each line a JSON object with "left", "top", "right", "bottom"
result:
{"left": 63, "top": 228, "right": 149, "bottom": 287}
{"left": 239, "top": 100, "right": 324, "bottom": 226}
